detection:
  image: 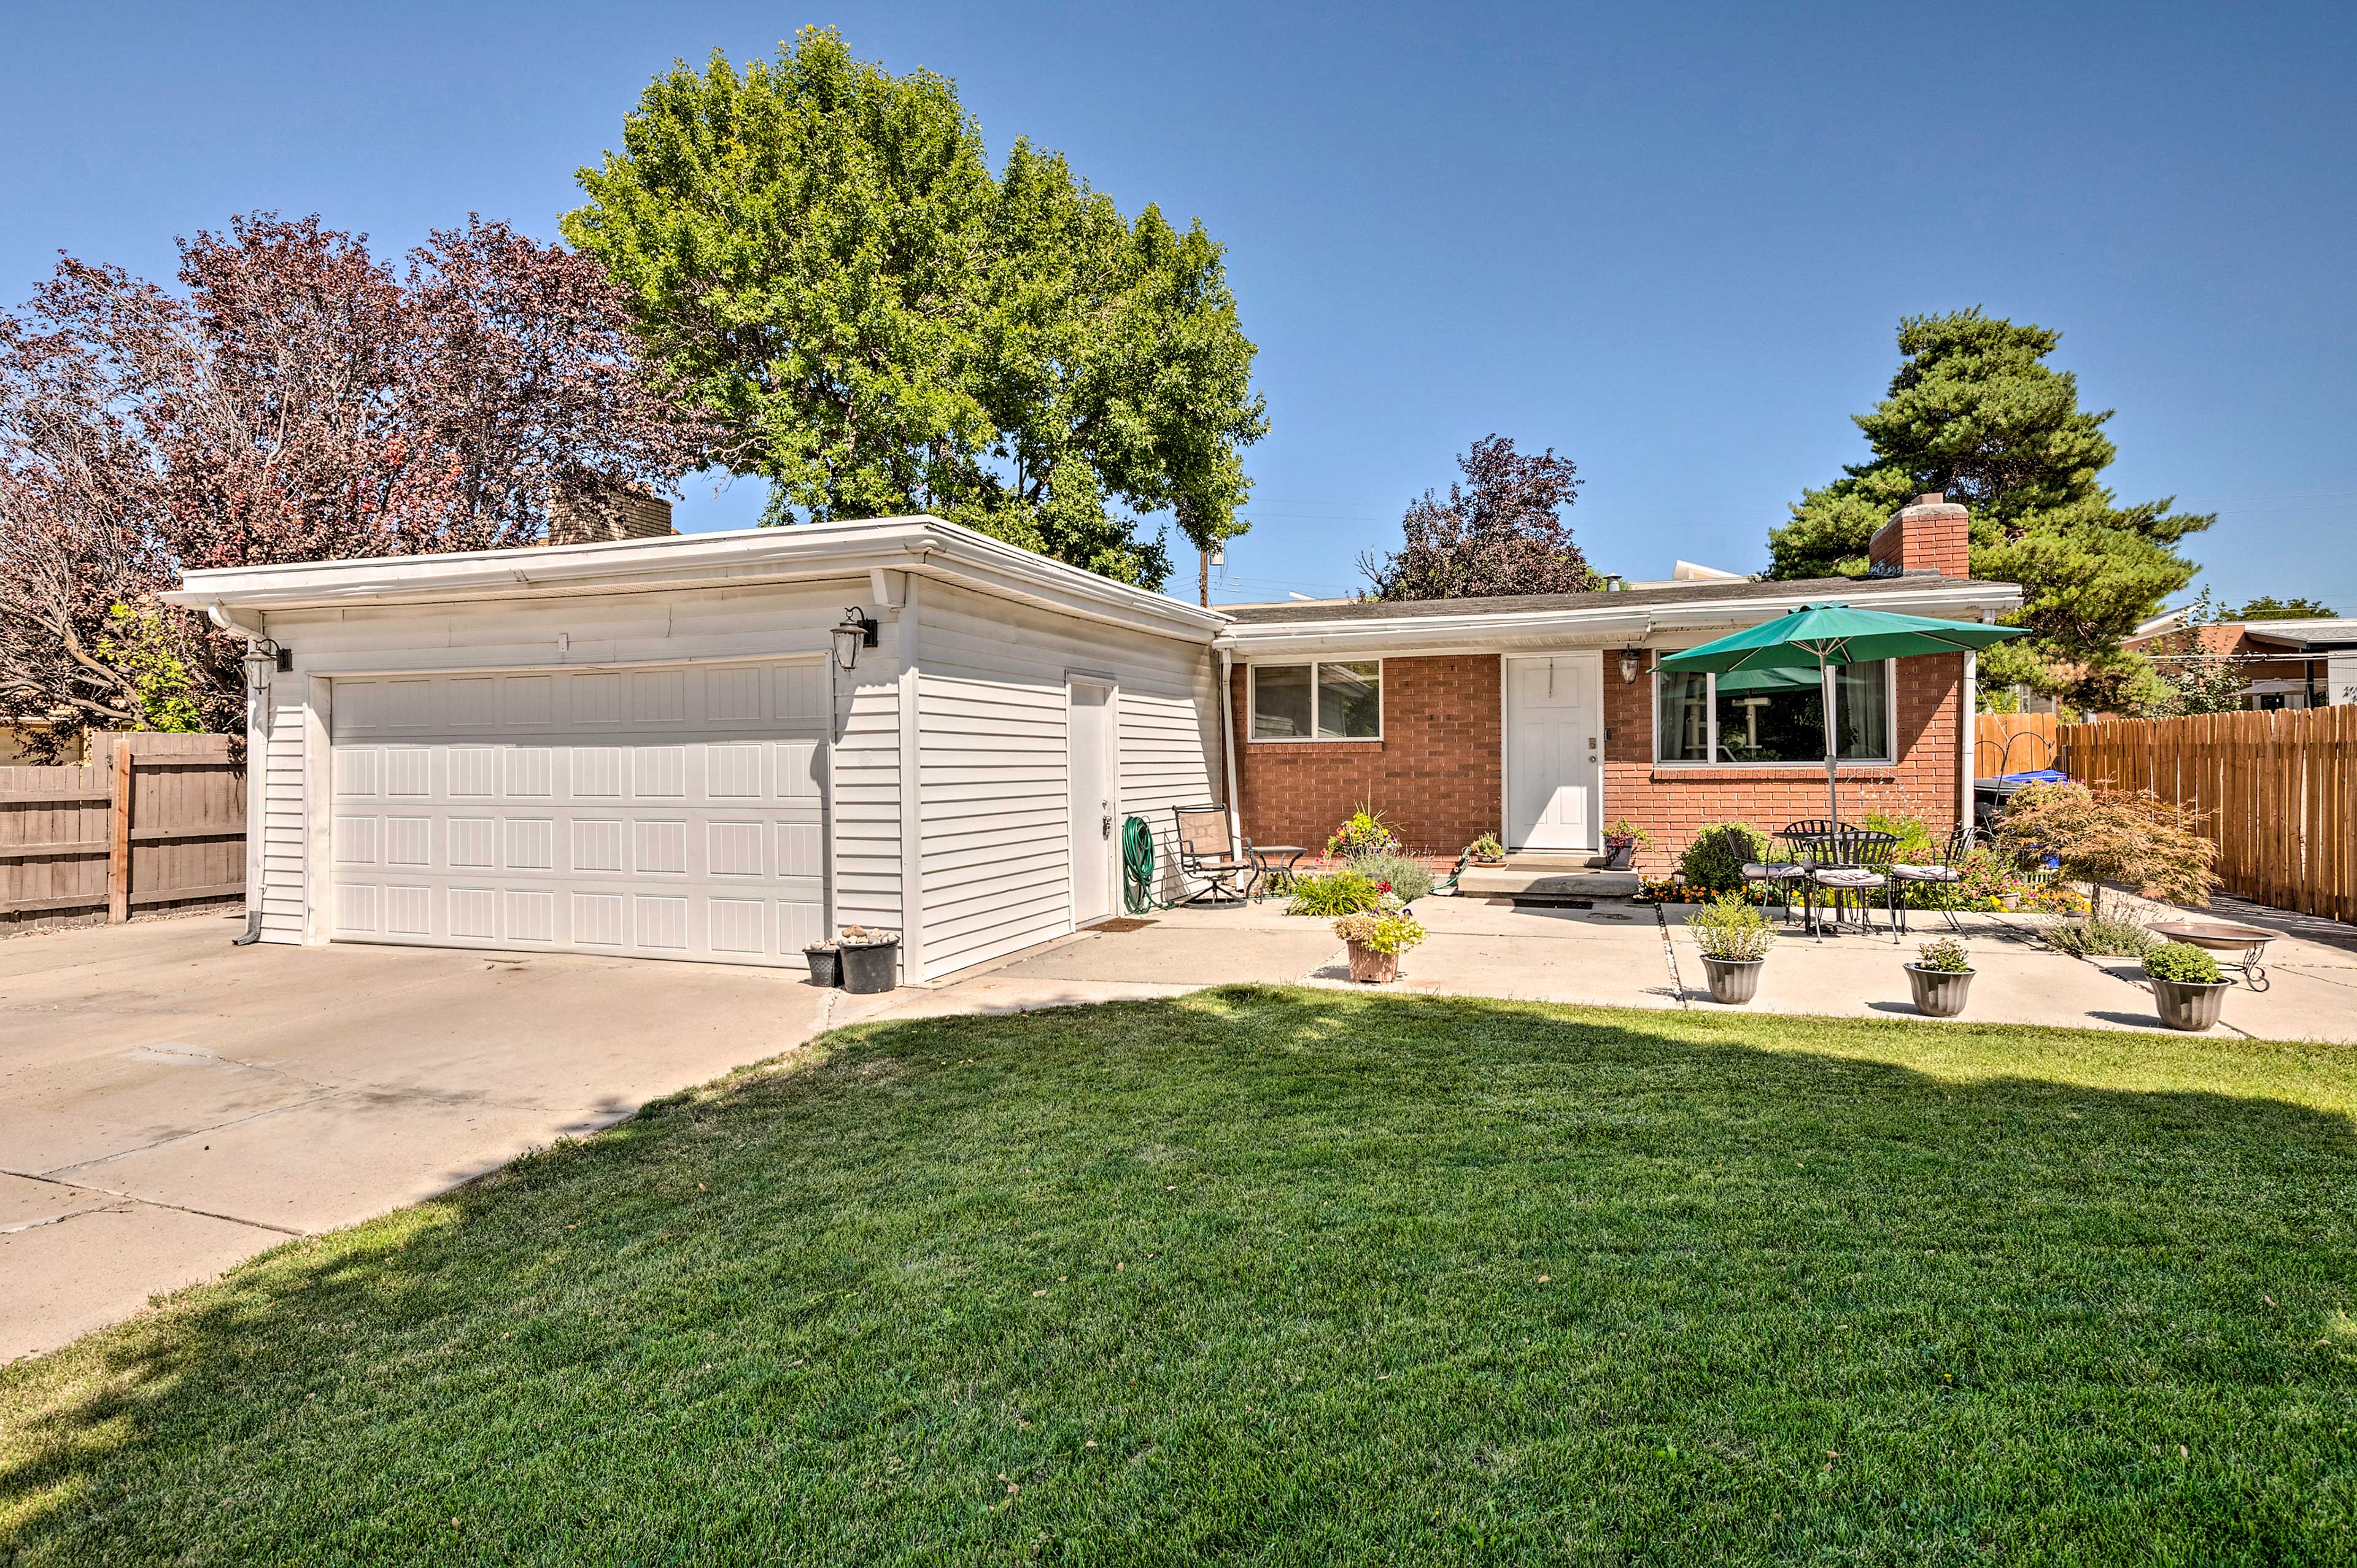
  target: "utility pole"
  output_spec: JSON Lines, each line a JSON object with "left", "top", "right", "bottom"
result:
{"left": 1199, "top": 547, "right": 1210, "bottom": 608}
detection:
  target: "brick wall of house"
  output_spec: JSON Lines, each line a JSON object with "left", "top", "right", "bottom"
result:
{"left": 1229, "top": 655, "right": 1501, "bottom": 853}
{"left": 1868, "top": 493, "right": 1972, "bottom": 579}
{"left": 1601, "top": 653, "right": 1965, "bottom": 873}
{"left": 1228, "top": 649, "right": 1965, "bottom": 871}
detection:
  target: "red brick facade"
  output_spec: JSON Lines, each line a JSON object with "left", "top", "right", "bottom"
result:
{"left": 1231, "top": 651, "right": 1965, "bottom": 871}
{"left": 1229, "top": 655, "right": 1501, "bottom": 854}
{"left": 1868, "top": 494, "right": 1972, "bottom": 579}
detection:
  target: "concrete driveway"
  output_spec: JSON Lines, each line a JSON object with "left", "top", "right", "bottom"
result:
{"left": 1, "top": 913, "right": 889, "bottom": 1361}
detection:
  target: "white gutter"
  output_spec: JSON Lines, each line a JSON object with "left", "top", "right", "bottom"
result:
{"left": 1218, "top": 647, "right": 1242, "bottom": 852}
{"left": 160, "top": 516, "right": 1229, "bottom": 645}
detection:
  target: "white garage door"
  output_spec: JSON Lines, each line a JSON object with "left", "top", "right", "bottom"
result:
{"left": 327, "top": 661, "right": 830, "bottom": 968}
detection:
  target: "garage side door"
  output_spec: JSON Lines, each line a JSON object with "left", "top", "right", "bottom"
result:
{"left": 327, "top": 662, "right": 829, "bottom": 967}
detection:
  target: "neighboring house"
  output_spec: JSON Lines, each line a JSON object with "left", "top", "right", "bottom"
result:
{"left": 160, "top": 493, "right": 2018, "bottom": 984}
{"left": 2125, "top": 611, "right": 2357, "bottom": 709}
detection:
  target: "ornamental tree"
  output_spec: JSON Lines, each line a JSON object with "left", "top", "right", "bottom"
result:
{"left": 563, "top": 28, "right": 1266, "bottom": 589}
{"left": 1766, "top": 309, "right": 2210, "bottom": 710}
{"left": 1994, "top": 780, "right": 2219, "bottom": 927}
{"left": 1359, "top": 434, "right": 1593, "bottom": 600}
{"left": 0, "top": 214, "right": 702, "bottom": 759}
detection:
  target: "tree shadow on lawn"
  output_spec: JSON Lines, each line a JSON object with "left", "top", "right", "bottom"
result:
{"left": 6, "top": 986, "right": 2357, "bottom": 1565}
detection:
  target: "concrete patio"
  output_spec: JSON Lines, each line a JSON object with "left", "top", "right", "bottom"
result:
{"left": 888, "top": 889, "right": 2357, "bottom": 1045}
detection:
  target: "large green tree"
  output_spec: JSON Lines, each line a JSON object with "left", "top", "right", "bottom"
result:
{"left": 563, "top": 29, "right": 1266, "bottom": 590}
{"left": 1766, "top": 309, "right": 2210, "bottom": 709}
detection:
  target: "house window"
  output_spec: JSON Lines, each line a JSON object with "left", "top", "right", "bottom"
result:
{"left": 1653, "top": 661, "right": 1894, "bottom": 764}
{"left": 1251, "top": 661, "right": 1382, "bottom": 740}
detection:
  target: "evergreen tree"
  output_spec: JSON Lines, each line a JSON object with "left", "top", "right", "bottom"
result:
{"left": 2229, "top": 595, "right": 2340, "bottom": 620}
{"left": 1767, "top": 309, "right": 2210, "bottom": 708}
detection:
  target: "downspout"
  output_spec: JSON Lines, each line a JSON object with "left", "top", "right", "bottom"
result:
{"left": 208, "top": 603, "right": 269, "bottom": 946}
{"left": 1218, "top": 646, "right": 1242, "bottom": 851}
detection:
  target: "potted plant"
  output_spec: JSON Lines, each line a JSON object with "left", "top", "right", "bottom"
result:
{"left": 1332, "top": 897, "right": 1426, "bottom": 984}
{"left": 1601, "top": 817, "right": 1651, "bottom": 872}
{"left": 1466, "top": 832, "right": 1506, "bottom": 866}
{"left": 1905, "top": 935, "right": 1975, "bottom": 1018}
{"left": 836, "top": 925, "right": 902, "bottom": 994}
{"left": 2145, "top": 941, "right": 2230, "bottom": 1030}
{"left": 1686, "top": 892, "right": 1774, "bottom": 1004}
{"left": 1325, "top": 799, "right": 1402, "bottom": 859}
{"left": 802, "top": 938, "right": 843, "bottom": 987}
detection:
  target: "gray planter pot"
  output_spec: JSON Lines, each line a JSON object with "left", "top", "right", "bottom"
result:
{"left": 1603, "top": 839, "right": 1639, "bottom": 871}
{"left": 2151, "top": 976, "right": 2229, "bottom": 1031}
{"left": 840, "top": 940, "right": 900, "bottom": 994}
{"left": 803, "top": 946, "right": 842, "bottom": 987}
{"left": 1700, "top": 956, "right": 1763, "bottom": 1005}
{"left": 1905, "top": 964, "right": 1974, "bottom": 1018}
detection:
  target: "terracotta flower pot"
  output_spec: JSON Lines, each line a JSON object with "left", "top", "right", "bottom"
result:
{"left": 2151, "top": 976, "right": 2229, "bottom": 1031}
{"left": 1905, "top": 964, "right": 1973, "bottom": 1018}
{"left": 1346, "top": 941, "right": 1399, "bottom": 984}
{"left": 1700, "top": 956, "right": 1762, "bottom": 1004}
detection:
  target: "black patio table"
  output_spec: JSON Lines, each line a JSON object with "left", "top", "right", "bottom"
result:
{"left": 1248, "top": 845, "right": 1310, "bottom": 899}
{"left": 1776, "top": 826, "right": 1901, "bottom": 937}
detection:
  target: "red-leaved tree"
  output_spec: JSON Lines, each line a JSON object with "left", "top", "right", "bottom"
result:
{"left": 0, "top": 214, "right": 705, "bottom": 757}
{"left": 1358, "top": 434, "right": 1593, "bottom": 600}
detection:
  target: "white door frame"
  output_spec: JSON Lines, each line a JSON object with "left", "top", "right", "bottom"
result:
{"left": 1500, "top": 651, "right": 1605, "bottom": 854}
{"left": 1066, "top": 673, "right": 1120, "bottom": 929}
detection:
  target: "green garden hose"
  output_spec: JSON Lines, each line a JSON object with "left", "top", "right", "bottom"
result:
{"left": 1121, "top": 816, "right": 1159, "bottom": 914}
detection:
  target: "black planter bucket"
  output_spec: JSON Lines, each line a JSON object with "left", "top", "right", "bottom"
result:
{"left": 803, "top": 946, "right": 842, "bottom": 987}
{"left": 840, "top": 940, "right": 901, "bottom": 994}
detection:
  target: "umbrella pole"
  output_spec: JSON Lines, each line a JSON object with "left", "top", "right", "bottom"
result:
{"left": 1822, "top": 659, "right": 1838, "bottom": 834}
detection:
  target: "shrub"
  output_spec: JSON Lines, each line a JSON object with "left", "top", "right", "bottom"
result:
{"left": 1346, "top": 851, "right": 1433, "bottom": 902}
{"left": 1995, "top": 781, "right": 2220, "bottom": 926}
{"left": 1333, "top": 907, "right": 1427, "bottom": 955}
{"left": 1913, "top": 937, "right": 1972, "bottom": 973}
{"left": 1686, "top": 892, "right": 1775, "bottom": 962}
{"left": 1859, "top": 810, "right": 1937, "bottom": 863}
{"left": 1678, "top": 824, "right": 1768, "bottom": 894}
{"left": 2046, "top": 914, "right": 2156, "bottom": 958}
{"left": 1285, "top": 871, "right": 1382, "bottom": 917}
{"left": 2144, "top": 941, "right": 2223, "bottom": 984}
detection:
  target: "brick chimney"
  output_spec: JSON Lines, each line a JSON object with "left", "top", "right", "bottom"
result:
{"left": 544, "top": 471, "right": 676, "bottom": 546}
{"left": 1867, "top": 492, "right": 1970, "bottom": 579}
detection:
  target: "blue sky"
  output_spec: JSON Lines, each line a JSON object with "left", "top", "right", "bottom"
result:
{"left": 7, "top": 1, "right": 2353, "bottom": 610}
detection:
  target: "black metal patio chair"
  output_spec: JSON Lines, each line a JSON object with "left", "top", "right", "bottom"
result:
{"left": 1888, "top": 821, "right": 1973, "bottom": 935}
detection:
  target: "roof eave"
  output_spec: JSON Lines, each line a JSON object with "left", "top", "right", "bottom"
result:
{"left": 1215, "top": 579, "right": 2024, "bottom": 656}
{"left": 157, "top": 517, "right": 1231, "bottom": 643}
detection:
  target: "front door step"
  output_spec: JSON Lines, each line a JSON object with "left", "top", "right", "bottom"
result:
{"left": 1458, "top": 862, "right": 1642, "bottom": 898}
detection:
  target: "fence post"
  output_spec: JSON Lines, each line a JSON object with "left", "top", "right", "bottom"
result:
{"left": 107, "top": 735, "right": 134, "bottom": 922}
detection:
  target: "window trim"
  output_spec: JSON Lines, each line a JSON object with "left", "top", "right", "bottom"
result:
{"left": 1247, "top": 658, "right": 1385, "bottom": 743}
{"left": 1650, "top": 660, "right": 1898, "bottom": 767}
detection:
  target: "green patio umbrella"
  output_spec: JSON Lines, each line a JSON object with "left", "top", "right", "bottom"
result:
{"left": 1656, "top": 603, "right": 2026, "bottom": 832}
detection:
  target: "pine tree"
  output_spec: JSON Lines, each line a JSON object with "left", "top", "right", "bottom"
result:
{"left": 1767, "top": 309, "right": 2209, "bottom": 709}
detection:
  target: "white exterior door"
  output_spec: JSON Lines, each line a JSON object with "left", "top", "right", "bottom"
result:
{"left": 1506, "top": 653, "right": 1601, "bottom": 852}
{"left": 1067, "top": 679, "right": 1115, "bottom": 925}
{"left": 327, "top": 660, "right": 830, "bottom": 968}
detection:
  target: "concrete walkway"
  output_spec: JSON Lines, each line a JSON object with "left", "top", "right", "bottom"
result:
{"left": 6, "top": 891, "right": 2352, "bottom": 1362}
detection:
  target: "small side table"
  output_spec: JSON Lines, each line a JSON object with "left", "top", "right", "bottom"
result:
{"left": 1249, "top": 845, "right": 1310, "bottom": 899}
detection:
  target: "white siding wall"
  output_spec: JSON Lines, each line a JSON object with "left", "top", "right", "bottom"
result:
{"left": 246, "top": 577, "right": 881, "bottom": 945}
{"left": 913, "top": 580, "right": 1221, "bottom": 979}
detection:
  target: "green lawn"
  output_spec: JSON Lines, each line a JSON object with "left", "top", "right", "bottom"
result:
{"left": 6, "top": 989, "right": 2357, "bottom": 1564}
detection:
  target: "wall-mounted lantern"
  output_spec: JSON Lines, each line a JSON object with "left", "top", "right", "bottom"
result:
{"left": 1618, "top": 648, "right": 1644, "bottom": 685}
{"left": 832, "top": 608, "right": 880, "bottom": 671}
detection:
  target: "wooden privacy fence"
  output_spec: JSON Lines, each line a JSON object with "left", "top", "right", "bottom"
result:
{"left": 1976, "top": 711, "right": 2059, "bottom": 774}
{"left": 0, "top": 732, "right": 246, "bottom": 925}
{"left": 2058, "top": 706, "right": 2357, "bottom": 922}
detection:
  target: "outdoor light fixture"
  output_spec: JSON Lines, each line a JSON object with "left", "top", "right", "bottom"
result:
{"left": 1619, "top": 648, "right": 1643, "bottom": 684}
{"left": 831, "top": 607, "right": 879, "bottom": 670}
{"left": 242, "top": 640, "right": 285, "bottom": 685}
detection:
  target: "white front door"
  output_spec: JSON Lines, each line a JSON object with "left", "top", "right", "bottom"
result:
{"left": 1067, "top": 679, "right": 1116, "bottom": 925}
{"left": 1506, "top": 653, "right": 1601, "bottom": 852}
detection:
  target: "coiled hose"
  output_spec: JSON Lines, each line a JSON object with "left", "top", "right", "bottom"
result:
{"left": 1120, "top": 815, "right": 1159, "bottom": 914}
